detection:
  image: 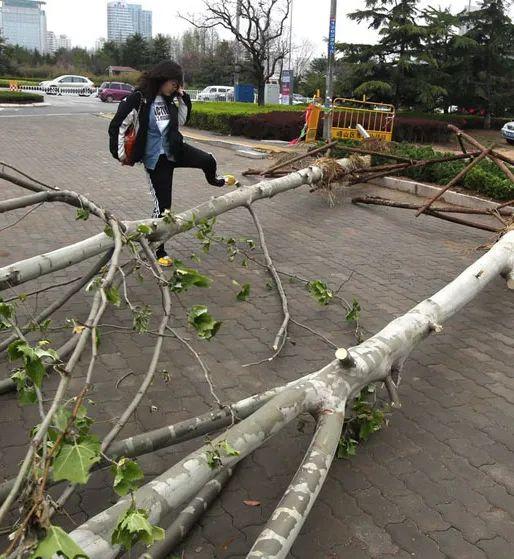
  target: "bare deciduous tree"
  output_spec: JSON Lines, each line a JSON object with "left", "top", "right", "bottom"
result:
{"left": 180, "top": 0, "right": 291, "bottom": 105}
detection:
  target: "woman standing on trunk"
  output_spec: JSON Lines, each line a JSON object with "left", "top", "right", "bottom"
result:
{"left": 109, "top": 60, "right": 233, "bottom": 266}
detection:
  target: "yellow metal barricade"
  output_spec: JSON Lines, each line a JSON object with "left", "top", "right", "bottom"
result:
{"left": 331, "top": 98, "right": 395, "bottom": 141}
{"left": 305, "top": 97, "right": 395, "bottom": 143}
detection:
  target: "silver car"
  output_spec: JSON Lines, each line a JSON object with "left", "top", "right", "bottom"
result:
{"left": 501, "top": 121, "right": 514, "bottom": 145}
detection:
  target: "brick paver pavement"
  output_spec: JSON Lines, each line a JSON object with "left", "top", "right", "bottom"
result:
{"left": 0, "top": 114, "right": 513, "bottom": 558}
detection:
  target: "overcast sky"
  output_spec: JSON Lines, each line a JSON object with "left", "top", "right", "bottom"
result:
{"left": 43, "top": 0, "right": 505, "bottom": 54}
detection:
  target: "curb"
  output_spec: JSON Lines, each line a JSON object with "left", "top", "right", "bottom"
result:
{"left": 372, "top": 176, "right": 512, "bottom": 211}
{"left": 0, "top": 102, "right": 50, "bottom": 108}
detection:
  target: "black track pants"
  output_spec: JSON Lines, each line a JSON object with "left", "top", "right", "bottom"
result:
{"left": 146, "top": 144, "right": 219, "bottom": 257}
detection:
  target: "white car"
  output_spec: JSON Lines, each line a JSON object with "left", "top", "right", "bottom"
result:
{"left": 39, "top": 75, "right": 95, "bottom": 96}
{"left": 501, "top": 121, "right": 514, "bottom": 145}
{"left": 197, "top": 86, "right": 234, "bottom": 102}
{"left": 292, "top": 94, "right": 310, "bottom": 105}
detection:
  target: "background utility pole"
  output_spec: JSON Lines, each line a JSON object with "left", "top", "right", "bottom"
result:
{"left": 288, "top": 0, "right": 294, "bottom": 105}
{"left": 234, "top": 0, "right": 242, "bottom": 88}
{"left": 323, "top": 0, "right": 337, "bottom": 140}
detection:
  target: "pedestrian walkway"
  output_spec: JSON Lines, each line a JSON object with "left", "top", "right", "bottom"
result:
{"left": 0, "top": 114, "right": 513, "bottom": 558}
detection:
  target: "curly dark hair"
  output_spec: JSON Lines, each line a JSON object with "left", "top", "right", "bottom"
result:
{"left": 138, "top": 60, "right": 184, "bottom": 98}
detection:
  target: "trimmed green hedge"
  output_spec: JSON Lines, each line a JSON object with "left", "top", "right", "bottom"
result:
{"left": 332, "top": 140, "right": 514, "bottom": 201}
{"left": 188, "top": 102, "right": 306, "bottom": 138}
{"left": 0, "top": 91, "right": 44, "bottom": 104}
{"left": 0, "top": 77, "right": 41, "bottom": 87}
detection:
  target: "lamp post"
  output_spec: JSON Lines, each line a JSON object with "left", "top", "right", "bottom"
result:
{"left": 323, "top": 0, "right": 337, "bottom": 141}
{"left": 288, "top": 0, "right": 294, "bottom": 105}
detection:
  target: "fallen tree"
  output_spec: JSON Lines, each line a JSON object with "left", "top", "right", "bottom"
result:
{"left": 0, "top": 155, "right": 513, "bottom": 559}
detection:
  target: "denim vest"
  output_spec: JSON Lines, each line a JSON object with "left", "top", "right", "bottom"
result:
{"left": 143, "top": 99, "right": 172, "bottom": 170}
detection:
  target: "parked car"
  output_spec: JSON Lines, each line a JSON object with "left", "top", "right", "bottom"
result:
{"left": 98, "top": 82, "right": 134, "bottom": 102}
{"left": 501, "top": 121, "right": 514, "bottom": 145}
{"left": 292, "top": 94, "right": 310, "bottom": 105}
{"left": 198, "top": 86, "right": 234, "bottom": 102}
{"left": 39, "top": 75, "right": 94, "bottom": 96}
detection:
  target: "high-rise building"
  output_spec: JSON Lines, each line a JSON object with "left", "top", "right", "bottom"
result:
{"left": 58, "top": 33, "right": 71, "bottom": 50}
{"left": 47, "top": 31, "right": 71, "bottom": 53}
{"left": 0, "top": 0, "right": 47, "bottom": 52}
{"left": 138, "top": 9, "right": 152, "bottom": 40}
{"left": 95, "top": 37, "right": 106, "bottom": 52}
{"left": 46, "top": 31, "right": 71, "bottom": 53}
{"left": 107, "top": 1, "right": 152, "bottom": 43}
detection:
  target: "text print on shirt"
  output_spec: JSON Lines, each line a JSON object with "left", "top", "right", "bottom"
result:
{"left": 154, "top": 95, "right": 170, "bottom": 134}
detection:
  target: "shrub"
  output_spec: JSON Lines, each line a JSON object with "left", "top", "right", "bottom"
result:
{"left": 333, "top": 139, "right": 514, "bottom": 201}
{"left": 0, "top": 91, "right": 43, "bottom": 104}
{"left": 187, "top": 102, "right": 305, "bottom": 140}
{"left": 231, "top": 111, "right": 304, "bottom": 141}
{"left": 393, "top": 116, "right": 450, "bottom": 143}
{"left": 0, "top": 77, "right": 41, "bottom": 87}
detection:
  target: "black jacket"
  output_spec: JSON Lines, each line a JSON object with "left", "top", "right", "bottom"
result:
{"left": 108, "top": 89, "right": 192, "bottom": 164}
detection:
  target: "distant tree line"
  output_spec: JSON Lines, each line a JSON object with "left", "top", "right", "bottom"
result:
{"left": 0, "top": 29, "right": 256, "bottom": 88}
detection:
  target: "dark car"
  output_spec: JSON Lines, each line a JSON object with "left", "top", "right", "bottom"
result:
{"left": 99, "top": 82, "right": 134, "bottom": 102}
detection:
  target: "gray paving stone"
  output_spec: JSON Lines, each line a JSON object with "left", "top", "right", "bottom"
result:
{"left": 431, "top": 527, "right": 487, "bottom": 559}
{"left": 387, "top": 520, "right": 446, "bottom": 558}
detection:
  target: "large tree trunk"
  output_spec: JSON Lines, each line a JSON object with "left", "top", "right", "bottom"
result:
{"left": 68, "top": 227, "right": 514, "bottom": 558}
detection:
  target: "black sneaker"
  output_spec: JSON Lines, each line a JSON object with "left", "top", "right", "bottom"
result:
{"left": 208, "top": 176, "right": 226, "bottom": 187}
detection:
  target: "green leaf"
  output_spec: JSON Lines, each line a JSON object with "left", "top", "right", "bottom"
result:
{"left": 132, "top": 305, "right": 151, "bottom": 334}
{"left": 187, "top": 306, "right": 221, "bottom": 341}
{"left": 337, "top": 437, "right": 358, "bottom": 459}
{"left": 137, "top": 224, "right": 152, "bottom": 235}
{"left": 112, "top": 458, "right": 144, "bottom": 496}
{"left": 7, "top": 340, "right": 58, "bottom": 388}
{"left": 52, "top": 436, "right": 101, "bottom": 484}
{"left": 345, "top": 299, "right": 361, "bottom": 322}
{"left": 111, "top": 503, "right": 164, "bottom": 550}
{"left": 7, "top": 339, "right": 25, "bottom": 361}
{"left": 11, "top": 369, "right": 37, "bottom": 405}
{"left": 52, "top": 405, "right": 92, "bottom": 438}
{"left": 218, "top": 440, "right": 239, "bottom": 457}
{"left": 162, "top": 209, "right": 176, "bottom": 224}
{"left": 30, "top": 525, "right": 88, "bottom": 559}
{"left": 307, "top": 280, "right": 333, "bottom": 305}
{"left": 104, "top": 225, "right": 114, "bottom": 238}
{"left": 75, "top": 208, "right": 90, "bottom": 221}
{"left": 236, "top": 283, "right": 250, "bottom": 302}
{"left": 105, "top": 286, "right": 121, "bottom": 307}
{"left": 25, "top": 357, "right": 46, "bottom": 388}
{"left": 169, "top": 261, "right": 211, "bottom": 293}
{"left": 205, "top": 448, "right": 222, "bottom": 469}
{"left": 0, "top": 301, "right": 14, "bottom": 330}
